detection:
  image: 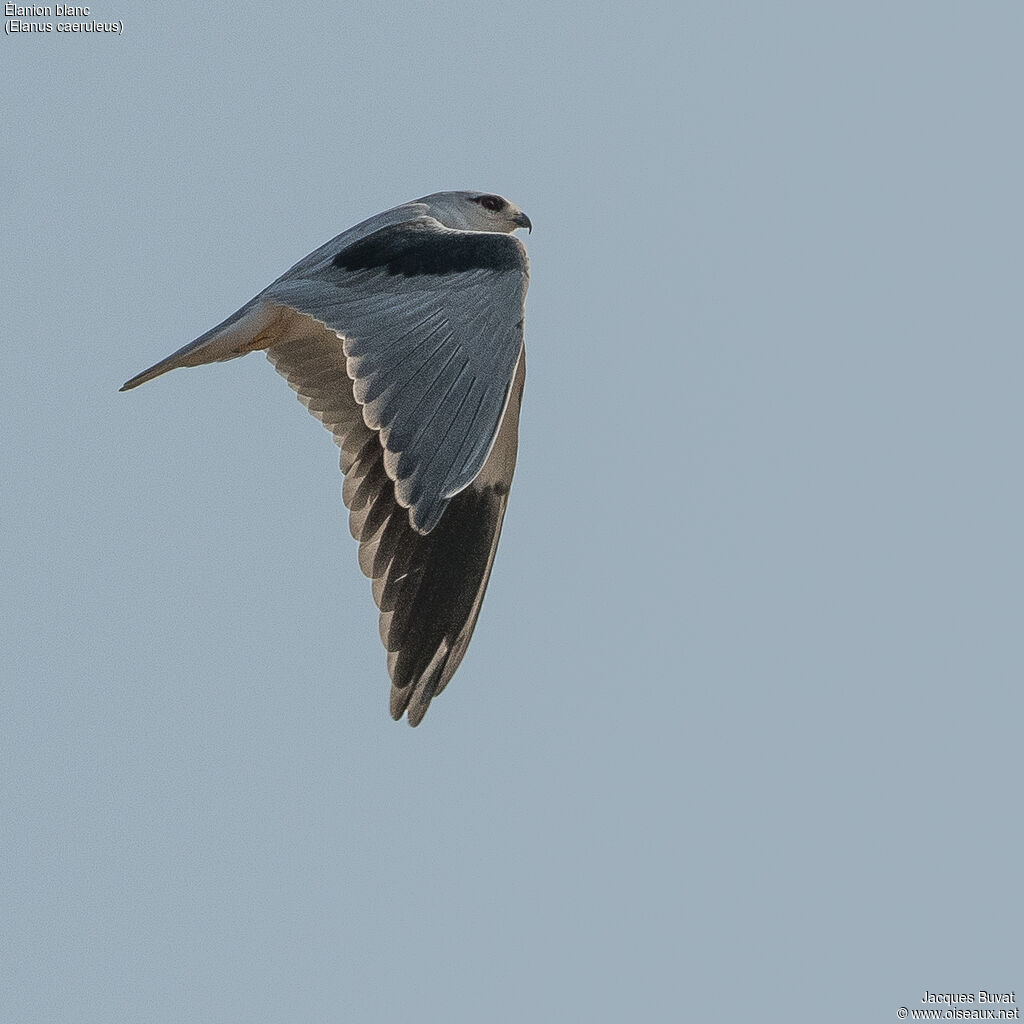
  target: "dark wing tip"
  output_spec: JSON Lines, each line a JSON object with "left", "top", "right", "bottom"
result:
{"left": 377, "top": 482, "right": 508, "bottom": 725}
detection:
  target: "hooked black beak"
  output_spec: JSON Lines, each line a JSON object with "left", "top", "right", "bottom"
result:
{"left": 513, "top": 211, "right": 532, "bottom": 233}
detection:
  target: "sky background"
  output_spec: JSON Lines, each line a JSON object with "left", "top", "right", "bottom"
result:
{"left": 3, "top": 3, "right": 1022, "bottom": 1021}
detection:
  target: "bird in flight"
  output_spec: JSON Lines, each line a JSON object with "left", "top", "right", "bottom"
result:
{"left": 122, "top": 191, "right": 532, "bottom": 725}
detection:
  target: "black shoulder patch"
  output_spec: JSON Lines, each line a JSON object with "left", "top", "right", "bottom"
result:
{"left": 333, "top": 222, "right": 521, "bottom": 277}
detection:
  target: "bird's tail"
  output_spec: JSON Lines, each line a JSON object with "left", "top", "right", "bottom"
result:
{"left": 120, "top": 298, "right": 274, "bottom": 391}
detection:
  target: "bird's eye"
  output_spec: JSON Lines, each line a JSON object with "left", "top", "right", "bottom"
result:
{"left": 476, "top": 195, "right": 505, "bottom": 212}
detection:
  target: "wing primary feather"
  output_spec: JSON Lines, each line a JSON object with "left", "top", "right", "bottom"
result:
{"left": 351, "top": 312, "right": 448, "bottom": 405}
{"left": 372, "top": 324, "right": 460, "bottom": 444}
{"left": 402, "top": 376, "right": 476, "bottom": 530}
{"left": 452, "top": 385, "right": 490, "bottom": 483}
{"left": 354, "top": 323, "right": 455, "bottom": 429}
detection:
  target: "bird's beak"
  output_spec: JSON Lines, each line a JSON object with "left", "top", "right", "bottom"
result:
{"left": 513, "top": 210, "right": 532, "bottom": 233}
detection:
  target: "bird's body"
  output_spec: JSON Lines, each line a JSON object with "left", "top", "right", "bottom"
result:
{"left": 122, "top": 191, "right": 532, "bottom": 725}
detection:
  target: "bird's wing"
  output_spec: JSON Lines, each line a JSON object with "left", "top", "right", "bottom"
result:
{"left": 118, "top": 203, "right": 437, "bottom": 393}
{"left": 265, "top": 218, "right": 528, "bottom": 533}
{"left": 267, "top": 320, "right": 526, "bottom": 726}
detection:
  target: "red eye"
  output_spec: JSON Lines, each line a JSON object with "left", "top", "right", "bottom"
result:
{"left": 477, "top": 195, "right": 504, "bottom": 212}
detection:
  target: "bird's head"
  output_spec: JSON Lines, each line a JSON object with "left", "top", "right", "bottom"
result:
{"left": 415, "top": 190, "right": 532, "bottom": 234}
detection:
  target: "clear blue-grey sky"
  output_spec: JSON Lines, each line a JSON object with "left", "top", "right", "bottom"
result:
{"left": 3, "top": 3, "right": 1022, "bottom": 1021}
